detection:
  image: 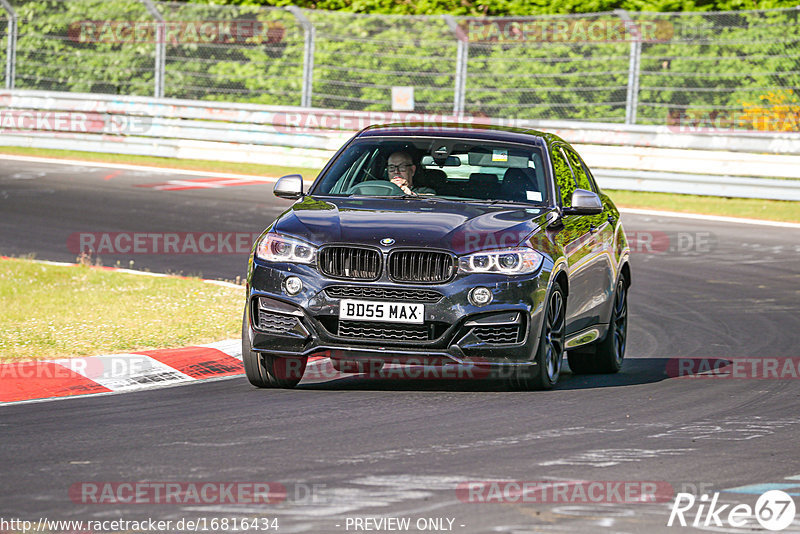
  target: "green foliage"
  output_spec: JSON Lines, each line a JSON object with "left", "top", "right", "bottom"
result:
{"left": 208, "top": 0, "right": 800, "bottom": 15}
{"left": 158, "top": 2, "right": 304, "bottom": 104}
{"left": 4, "top": 0, "right": 798, "bottom": 128}
{"left": 635, "top": 9, "right": 800, "bottom": 125}
{"left": 306, "top": 10, "right": 457, "bottom": 111}
{"left": 13, "top": 0, "right": 155, "bottom": 95}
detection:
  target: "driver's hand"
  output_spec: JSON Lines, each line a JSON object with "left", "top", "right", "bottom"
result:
{"left": 390, "top": 177, "right": 415, "bottom": 195}
{"left": 390, "top": 176, "right": 407, "bottom": 188}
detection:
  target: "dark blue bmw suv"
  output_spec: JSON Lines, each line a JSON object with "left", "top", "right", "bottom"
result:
{"left": 243, "top": 123, "right": 631, "bottom": 390}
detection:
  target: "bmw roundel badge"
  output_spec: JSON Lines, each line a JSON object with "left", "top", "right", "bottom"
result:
{"left": 380, "top": 238, "right": 395, "bottom": 246}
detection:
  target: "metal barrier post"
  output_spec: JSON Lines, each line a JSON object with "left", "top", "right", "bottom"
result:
{"left": 0, "top": 0, "right": 17, "bottom": 89}
{"left": 616, "top": 9, "right": 641, "bottom": 125}
{"left": 443, "top": 15, "right": 467, "bottom": 116}
{"left": 140, "top": 0, "right": 165, "bottom": 99}
{"left": 287, "top": 6, "right": 315, "bottom": 108}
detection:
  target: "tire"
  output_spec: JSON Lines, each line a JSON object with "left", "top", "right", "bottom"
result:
{"left": 242, "top": 309, "right": 307, "bottom": 388}
{"left": 567, "top": 273, "right": 628, "bottom": 374}
{"left": 508, "top": 283, "right": 566, "bottom": 390}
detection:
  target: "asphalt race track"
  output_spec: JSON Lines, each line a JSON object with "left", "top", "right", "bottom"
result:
{"left": 2, "top": 156, "right": 800, "bottom": 533}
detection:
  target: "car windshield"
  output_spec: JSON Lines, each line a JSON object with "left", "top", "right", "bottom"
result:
{"left": 311, "top": 137, "right": 549, "bottom": 205}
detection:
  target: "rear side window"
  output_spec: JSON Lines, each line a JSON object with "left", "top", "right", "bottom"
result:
{"left": 551, "top": 147, "right": 576, "bottom": 207}
{"left": 563, "top": 147, "right": 597, "bottom": 193}
{"left": 580, "top": 159, "right": 600, "bottom": 193}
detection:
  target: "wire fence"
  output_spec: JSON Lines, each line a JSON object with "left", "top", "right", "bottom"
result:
{"left": 1, "top": 0, "right": 799, "bottom": 128}
{"left": 0, "top": 17, "right": 7, "bottom": 88}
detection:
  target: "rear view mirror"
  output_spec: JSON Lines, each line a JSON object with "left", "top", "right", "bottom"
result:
{"left": 563, "top": 189, "right": 602, "bottom": 215}
{"left": 420, "top": 155, "right": 460, "bottom": 167}
{"left": 274, "top": 174, "right": 304, "bottom": 199}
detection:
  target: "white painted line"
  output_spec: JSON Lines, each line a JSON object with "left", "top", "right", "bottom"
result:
{"left": 3, "top": 255, "right": 244, "bottom": 289}
{"left": 36, "top": 259, "right": 82, "bottom": 267}
{"left": 620, "top": 208, "right": 800, "bottom": 229}
{"left": 202, "top": 338, "right": 243, "bottom": 360}
{"left": 0, "top": 338, "right": 245, "bottom": 407}
{"left": 204, "top": 279, "right": 243, "bottom": 290}
{"left": 113, "top": 268, "right": 170, "bottom": 277}
{"left": 64, "top": 353, "right": 195, "bottom": 392}
{"left": 786, "top": 475, "right": 800, "bottom": 480}
{"left": 0, "top": 153, "right": 318, "bottom": 184}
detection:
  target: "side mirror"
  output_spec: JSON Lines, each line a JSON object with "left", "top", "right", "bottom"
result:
{"left": 563, "top": 189, "right": 602, "bottom": 215}
{"left": 273, "top": 174, "right": 304, "bottom": 200}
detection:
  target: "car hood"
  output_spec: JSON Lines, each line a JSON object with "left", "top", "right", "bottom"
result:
{"left": 272, "top": 196, "right": 548, "bottom": 255}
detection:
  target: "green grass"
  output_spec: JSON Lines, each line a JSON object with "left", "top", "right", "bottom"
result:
{"left": 0, "top": 257, "right": 243, "bottom": 362}
{"left": 1, "top": 146, "right": 798, "bottom": 223}
{"left": 607, "top": 189, "right": 800, "bottom": 223}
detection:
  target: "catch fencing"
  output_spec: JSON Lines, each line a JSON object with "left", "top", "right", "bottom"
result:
{"left": 1, "top": 1, "right": 799, "bottom": 128}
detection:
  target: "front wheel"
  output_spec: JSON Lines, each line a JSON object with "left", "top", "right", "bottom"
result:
{"left": 567, "top": 273, "right": 628, "bottom": 374}
{"left": 242, "top": 309, "right": 307, "bottom": 388}
{"left": 508, "top": 283, "right": 566, "bottom": 390}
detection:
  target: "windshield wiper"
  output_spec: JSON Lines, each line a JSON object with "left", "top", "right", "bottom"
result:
{"left": 367, "top": 195, "right": 436, "bottom": 200}
{"left": 459, "top": 199, "right": 538, "bottom": 206}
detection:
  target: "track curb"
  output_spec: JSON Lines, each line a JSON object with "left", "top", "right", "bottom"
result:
{"left": 0, "top": 339, "right": 244, "bottom": 405}
{"left": 1, "top": 257, "right": 247, "bottom": 406}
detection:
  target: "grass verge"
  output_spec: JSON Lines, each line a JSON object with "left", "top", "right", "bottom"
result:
{"left": 0, "top": 257, "right": 243, "bottom": 362}
{"left": 1, "top": 146, "right": 798, "bottom": 223}
{"left": 607, "top": 189, "right": 800, "bottom": 223}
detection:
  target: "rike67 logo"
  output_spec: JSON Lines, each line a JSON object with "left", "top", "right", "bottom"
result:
{"left": 668, "top": 490, "right": 796, "bottom": 531}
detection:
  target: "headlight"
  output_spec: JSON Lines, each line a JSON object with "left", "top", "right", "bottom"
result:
{"left": 458, "top": 247, "right": 543, "bottom": 275}
{"left": 256, "top": 234, "right": 317, "bottom": 264}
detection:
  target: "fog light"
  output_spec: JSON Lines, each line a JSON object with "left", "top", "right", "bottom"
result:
{"left": 283, "top": 276, "right": 303, "bottom": 296}
{"left": 469, "top": 286, "right": 492, "bottom": 307}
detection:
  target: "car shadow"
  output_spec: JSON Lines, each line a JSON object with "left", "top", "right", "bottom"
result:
{"left": 296, "top": 357, "right": 676, "bottom": 392}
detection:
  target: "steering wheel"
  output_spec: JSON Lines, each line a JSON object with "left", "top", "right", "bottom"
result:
{"left": 348, "top": 181, "right": 405, "bottom": 196}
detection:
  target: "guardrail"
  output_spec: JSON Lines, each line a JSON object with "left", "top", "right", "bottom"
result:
{"left": 1, "top": 90, "right": 800, "bottom": 201}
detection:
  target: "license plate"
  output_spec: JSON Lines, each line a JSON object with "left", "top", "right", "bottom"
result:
{"left": 339, "top": 299, "right": 424, "bottom": 324}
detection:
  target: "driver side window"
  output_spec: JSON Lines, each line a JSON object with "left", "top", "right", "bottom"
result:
{"left": 341, "top": 148, "right": 388, "bottom": 194}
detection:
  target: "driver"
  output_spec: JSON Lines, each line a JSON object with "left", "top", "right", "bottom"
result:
{"left": 387, "top": 151, "right": 435, "bottom": 195}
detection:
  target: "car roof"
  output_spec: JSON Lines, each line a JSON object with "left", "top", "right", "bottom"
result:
{"left": 356, "top": 122, "right": 563, "bottom": 148}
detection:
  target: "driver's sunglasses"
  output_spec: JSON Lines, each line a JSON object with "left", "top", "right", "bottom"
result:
{"left": 387, "top": 164, "right": 413, "bottom": 173}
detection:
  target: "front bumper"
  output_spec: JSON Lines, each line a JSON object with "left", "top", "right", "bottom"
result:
{"left": 245, "top": 261, "right": 549, "bottom": 366}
